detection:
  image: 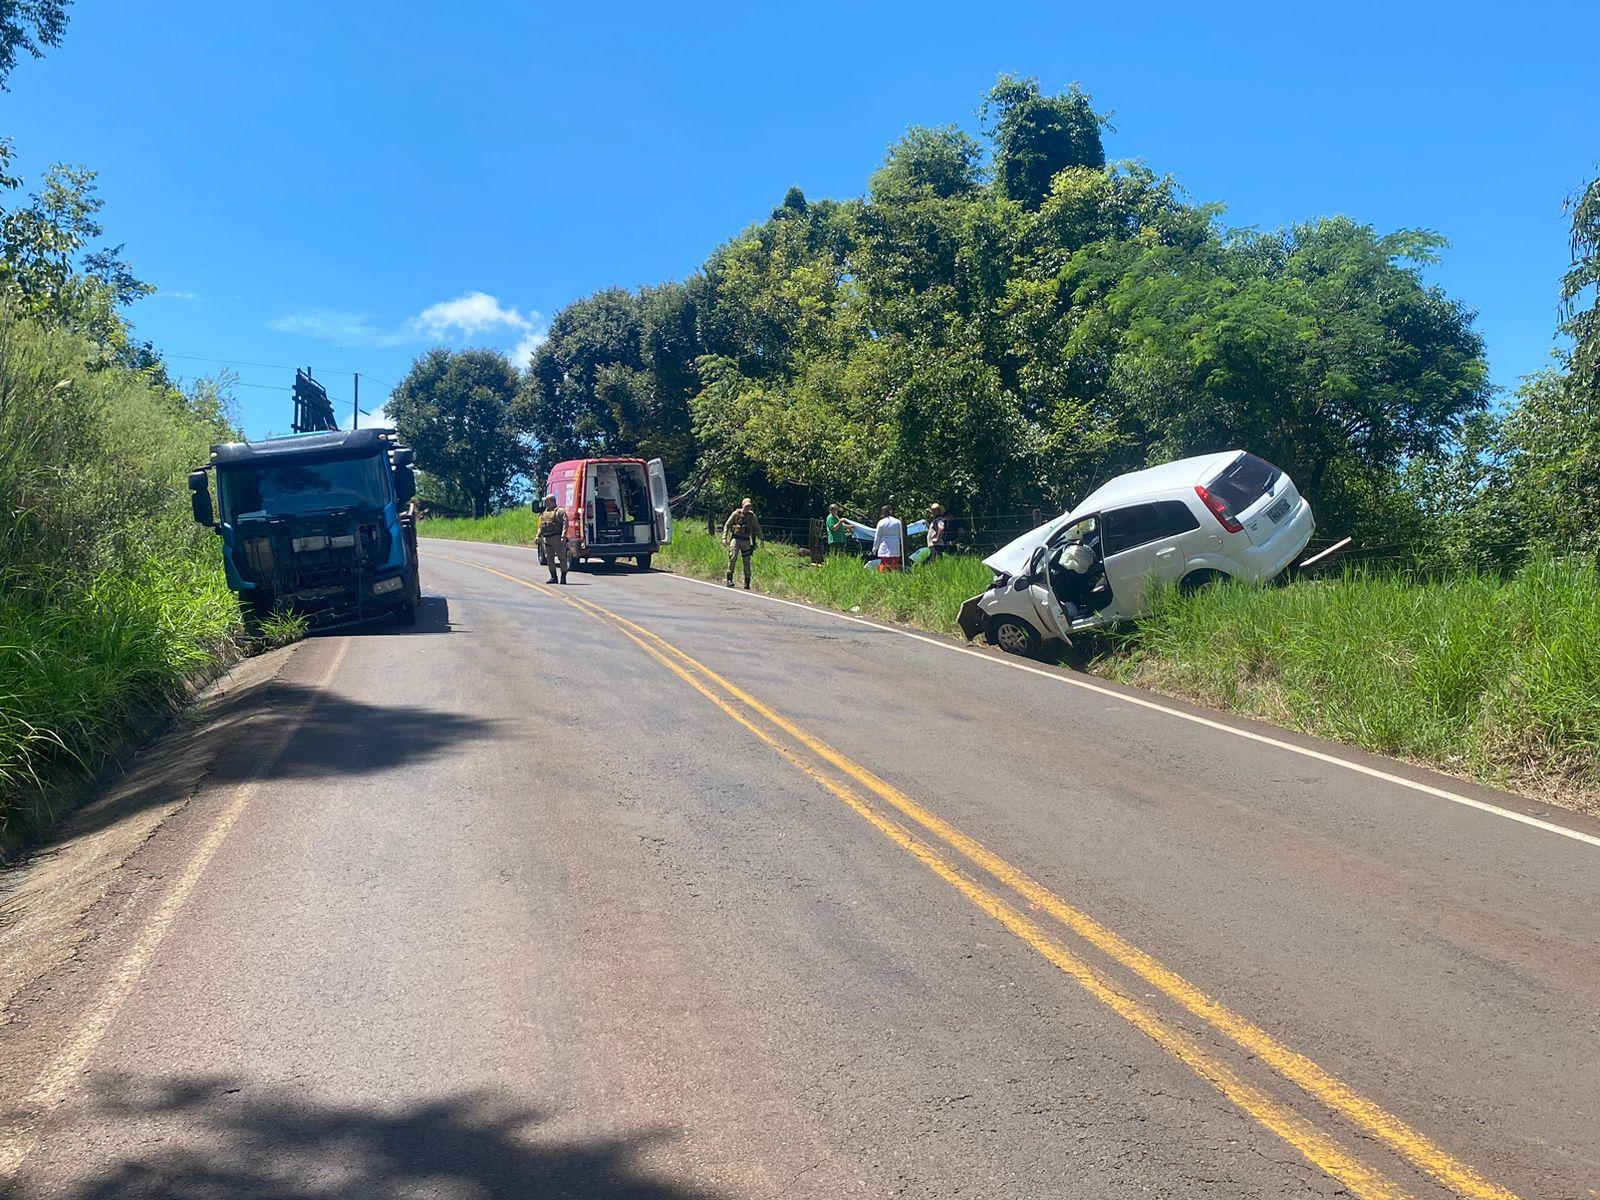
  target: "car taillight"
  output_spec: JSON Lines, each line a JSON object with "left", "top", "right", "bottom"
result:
{"left": 1195, "top": 485, "right": 1244, "bottom": 533}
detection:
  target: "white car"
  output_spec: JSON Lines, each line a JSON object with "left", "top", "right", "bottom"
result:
{"left": 958, "top": 451, "right": 1315, "bottom": 657}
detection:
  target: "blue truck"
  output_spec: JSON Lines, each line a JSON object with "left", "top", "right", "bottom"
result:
{"left": 188, "top": 427, "right": 423, "bottom": 628}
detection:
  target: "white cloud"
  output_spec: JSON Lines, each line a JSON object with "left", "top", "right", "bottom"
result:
{"left": 269, "top": 291, "right": 543, "bottom": 364}
{"left": 354, "top": 402, "right": 393, "bottom": 430}
{"left": 410, "top": 291, "right": 533, "bottom": 339}
{"left": 508, "top": 328, "right": 547, "bottom": 370}
{"left": 156, "top": 289, "right": 203, "bottom": 301}
{"left": 267, "top": 309, "right": 410, "bottom": 348}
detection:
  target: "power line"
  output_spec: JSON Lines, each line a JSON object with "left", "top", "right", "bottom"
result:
{"left": 165, "top": 352, "right": 375, "bottom": 379}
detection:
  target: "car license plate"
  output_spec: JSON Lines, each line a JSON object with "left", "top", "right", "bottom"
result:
{"left": 1266, "top": 496, "right": 1292, "bottom": 524}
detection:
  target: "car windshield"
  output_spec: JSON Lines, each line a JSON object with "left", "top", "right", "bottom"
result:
{"left": 220, "top": 455, "right": 389, "bottom": 519}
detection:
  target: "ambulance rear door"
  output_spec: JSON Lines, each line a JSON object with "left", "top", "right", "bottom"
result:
{"left": 647, "top": 458, "right": 672, "bottom": 545}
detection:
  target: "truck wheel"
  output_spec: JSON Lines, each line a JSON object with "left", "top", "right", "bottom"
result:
{"left": 988, "top": 615, "right": 1041, "bottom": 659}
{"left": 636, "top": 554, "right": 652, "bottom": 571}
{"left": 395, "top": 601, "right": 417, "bottom": 627}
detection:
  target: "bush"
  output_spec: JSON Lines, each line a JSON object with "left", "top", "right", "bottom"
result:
{"left": 0, "top": 309, "right": 241, "bottom": 849}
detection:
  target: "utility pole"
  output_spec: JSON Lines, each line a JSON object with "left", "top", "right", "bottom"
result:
{"left": 353, "top": 373, "right": 360, "bottom": 430}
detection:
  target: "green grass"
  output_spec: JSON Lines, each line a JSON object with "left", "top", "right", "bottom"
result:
{"left": 422, "top": 509, "right": 539, "bottom": 545}
{"left": 0, "top": 553, "right": 241, "bottom": 845}
{"left": 659, "top": 524, "right": 993, "bottom": 634}
{"left": 1102, "top": 557, "right": 1600, "bottom": 808}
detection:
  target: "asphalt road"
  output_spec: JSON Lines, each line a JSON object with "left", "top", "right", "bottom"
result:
{"left": 3, "top": 538, "right": 1599, "bottom": 1199}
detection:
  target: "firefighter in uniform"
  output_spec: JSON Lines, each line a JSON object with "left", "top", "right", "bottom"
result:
{"left": 723, "top": 497, "right": 762, "bottom": 589}
{"left": 537, "top": 494, "right": 569, "bottom": 584}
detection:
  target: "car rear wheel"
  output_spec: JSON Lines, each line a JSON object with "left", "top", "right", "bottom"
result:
{"left": 1180, "top": 569, "right": 1226, "bottom": 594}
{"left": 988, "top": 615, "right": 1041, "bottom": 659}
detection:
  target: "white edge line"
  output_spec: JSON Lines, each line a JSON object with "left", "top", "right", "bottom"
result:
{"left": 656, "top": 569, "right": 1600, "bottom": 853}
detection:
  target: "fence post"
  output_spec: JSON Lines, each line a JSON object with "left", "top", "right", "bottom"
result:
{"left": 707, "top": 509, "right": 715, "bottom": 536}
{"left": 1031, "top": 508, "right": 1042, "bottom": 529}
{"left": 807, "top": 518, "right": 825, "bottom": 564}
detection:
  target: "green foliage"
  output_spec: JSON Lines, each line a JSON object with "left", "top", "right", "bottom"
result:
{"left": 1403, "top": 175, "right": 1600, "bottom": 572}
{"left": 1108, "top": 560, "right": 1600, "bottom": 806}
{"left": 520, "top": 77, "right": 1490, "bottom": 543}
{"left": 0, "top": 141, "right": 153, "bottom": 355}
{"left": 0, "top": 0, "right": 69, "bottom": 90}
{"left": 521, "top": 282, "right": 701, "bottom": 487}
{"left": 389, "top": 347, "right": 527, "bottom": 519}
{"left": 0, "top": 309, "right": 242, "bottom": 848}
{"left": 1561, "top": 174, "right": 1599, "bottom": 394}
{"left": 981, "top": 75, "right": 1106, "bottom": 210}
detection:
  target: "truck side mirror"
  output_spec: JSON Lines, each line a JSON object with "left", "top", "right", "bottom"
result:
{"left": 394, "top": 463, "right": 416, "bottom": 505}
{"left": 188, "top": 470, "right": 214, "bottom": 527}
{"left": 391, "top": 447, "right": 415, "bottom": 468}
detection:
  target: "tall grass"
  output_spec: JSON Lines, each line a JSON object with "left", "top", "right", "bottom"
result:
{"left": 423, "top": 508, "right": 539, "bottom": 545}
{"left": 1105, "top": 558, "right": 1600, "bottom": 806}
{"left": 0, "top": 310, "right": 243, "bottom": 851}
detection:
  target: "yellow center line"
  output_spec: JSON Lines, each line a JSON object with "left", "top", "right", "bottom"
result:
{"left": 432, "top": 552, "right": 1521, "bottom": 1200}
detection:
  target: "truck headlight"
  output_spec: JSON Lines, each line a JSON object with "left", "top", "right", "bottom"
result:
{"left": 372, "top": 576, "right": 403, "bottom": 594}
{"left": 243, "top": 537, "right": 274, "bottom": 573}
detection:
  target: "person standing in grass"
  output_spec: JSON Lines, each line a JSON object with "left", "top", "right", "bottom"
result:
{"left": 873, "top": 505, "right": 904, "bottom": 572}
{"left": 723, "top": 497, "right": 763, "bottom": 589}
{"left": 825, "top": 503, "right": 851, "bottom": 556}
{"left": 925, "top": 503, "right": 950, "bottom": 561}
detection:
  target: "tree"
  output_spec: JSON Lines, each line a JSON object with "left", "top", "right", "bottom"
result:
{"left": 0, "top": 0, "right": 70, "bottom": 90}
{"left": 869, "top": 126, "right": 984, "bottom": 204}
{"left": 981, "top": 76, "right": 1105, "bottom": 210}
{"left": 388, "top": 349, "right": 528, "bottom": 518}
{"left": 0, "top": 141, "right": 152, "bottom": 353}
{"left": 1561, "top": 174, "right": 1599, "bottom": 396}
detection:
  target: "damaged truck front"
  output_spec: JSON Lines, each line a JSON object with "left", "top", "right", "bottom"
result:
{"left": 188, "top": 428, "right": 423, "bottom": 629}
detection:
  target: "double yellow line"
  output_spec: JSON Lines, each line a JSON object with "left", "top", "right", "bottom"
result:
{"left": 437, "top": 553, "right": 1520, "bottom": 1200}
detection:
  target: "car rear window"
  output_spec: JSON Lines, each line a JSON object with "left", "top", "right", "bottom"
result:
{"left": 1101, "top": 500, "right": 1200, "bottom": 557}
{"left": 1204, "top": 453, "right": 1282, "bottom": 511}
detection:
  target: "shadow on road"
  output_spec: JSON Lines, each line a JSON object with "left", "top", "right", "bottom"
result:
{"left": 308, "top": 595, "right": 457, "bottom": 638}
{"left": 43, "top": 668, "right": 497, "bottom": 851}
{"left": 21, "top": 1073, "right": 721, "bottom": 1200}
{"left": 200, "top": 680, "right": 498, "bottom": 785}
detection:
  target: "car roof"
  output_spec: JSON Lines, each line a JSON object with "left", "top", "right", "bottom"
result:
{"left": 1068, "top": 451, "right": 1242, "bottom": 519}
{"left": 211, "top": 427, "right": 391, "bottom": 466}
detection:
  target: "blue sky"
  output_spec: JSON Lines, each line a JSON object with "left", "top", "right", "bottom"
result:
{"left": 5, "top": 1, "right": 1596, "bottom": 438}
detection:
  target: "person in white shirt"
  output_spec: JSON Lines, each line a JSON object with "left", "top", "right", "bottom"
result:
{"left": 873, "top": 505, "right": 904, "bottom": 572}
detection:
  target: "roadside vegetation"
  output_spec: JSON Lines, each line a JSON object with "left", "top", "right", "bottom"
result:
{"left": 0, "top": 313, "right": 243, "bottom": 851}
{"left": 1110, "top": 561, "right": 1600, "bottom": 809}
{"left": 0, "top": 9, "right": 253, "bottom": 853}
{"left": 658, "top": 524, "right": 991, "bottom": 633}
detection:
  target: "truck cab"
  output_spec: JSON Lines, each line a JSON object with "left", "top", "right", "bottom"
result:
{"left": 544, "top": 457, "right": 672, "bottom": 570}
{"left": 189, "top": 428, "right": 424, "bottom": 628}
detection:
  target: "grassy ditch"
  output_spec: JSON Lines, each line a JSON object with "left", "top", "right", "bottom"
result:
{"left": 1106, "top": 558, "right": 1600, "bottom": 809}
{"left": 428, "top": 515, "right": 1598, "bottom": 808}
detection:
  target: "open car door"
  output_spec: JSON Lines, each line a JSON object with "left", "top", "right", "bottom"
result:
{"left": 646, "top": 458, "right": 672, "bottom": 545}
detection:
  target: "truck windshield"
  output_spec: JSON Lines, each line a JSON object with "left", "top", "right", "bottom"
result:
{"left": 220, "top": 455, "right": 389, "bottom": 519}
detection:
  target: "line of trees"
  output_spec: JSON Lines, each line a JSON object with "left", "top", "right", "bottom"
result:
{"left": 394, "top": 76, "right": 1595, "bottom": 569}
